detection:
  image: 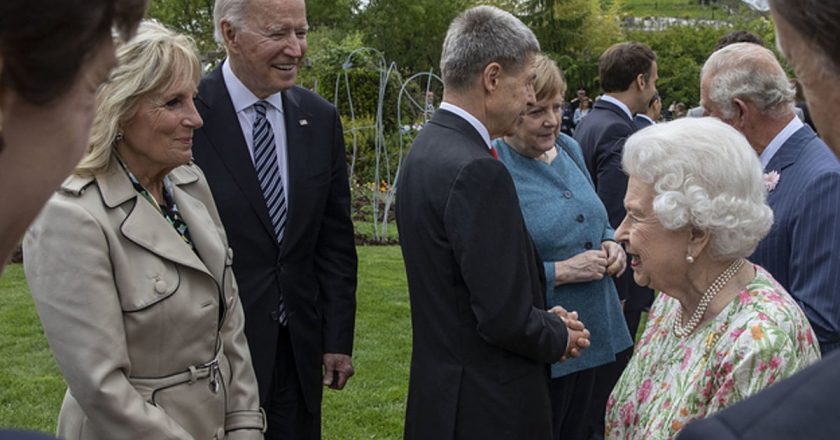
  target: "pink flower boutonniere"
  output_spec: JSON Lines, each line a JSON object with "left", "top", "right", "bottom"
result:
{"left": 764, "top": 170, "right": 780, "bottom": 192}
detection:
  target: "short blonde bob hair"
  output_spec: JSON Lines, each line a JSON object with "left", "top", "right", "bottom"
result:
{"left": 75, "top": 20, "right": 201, "bottom": 176}
{"left": 532, "top": 53, "right": 567, "bottom": 102}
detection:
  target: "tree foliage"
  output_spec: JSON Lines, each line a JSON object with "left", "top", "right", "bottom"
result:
{"left": 358, "top": 0, "right": 469, "bottom": 74}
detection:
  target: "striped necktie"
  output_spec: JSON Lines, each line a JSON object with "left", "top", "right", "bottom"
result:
{"left": 253, "top": 100, "right": 287, "bottom": 324}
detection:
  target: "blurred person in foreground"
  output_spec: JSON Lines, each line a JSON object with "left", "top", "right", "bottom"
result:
{"left": 492, "top": 54, "right": 632, "bottom": 440}
{"left": 0, "top": 0, "right": 147, "bottom": 270}
{"left": 605, "top": 117, "right": 820, "bottom": 440}
{"left": 396, "top": 6, "right": 590, "bottom": 439}
{"left": 701, "top": 42, "right": 840, "bottom": 355}
{"left": 23, "top": 21, "right": 264, "bottom": 439}
{"left": 678, "top": 1, "right": 840, "bottom": 438}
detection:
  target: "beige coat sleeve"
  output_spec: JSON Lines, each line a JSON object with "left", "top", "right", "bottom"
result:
{"left": 24, "top": 196, "right": 193, "bottom": 439}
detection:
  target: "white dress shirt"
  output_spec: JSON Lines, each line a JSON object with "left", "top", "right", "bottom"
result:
{"left": 760, "top": 116, "right": 804, "bottom": 169}
{"left": 600, "top": 95, "right": 634, "bottom": 121}
{"left": 440, "top": 102, "right": 493, "bottom": 151}
{"left": 222, "top": 59, "right": 290, "bottom": 205}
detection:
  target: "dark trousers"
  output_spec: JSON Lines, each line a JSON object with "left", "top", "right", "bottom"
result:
{"left": 587, "top": 347, "right": 633, "bottom": 439}
{"left": 550, "top": 368, "right": 597, "bottom": 440}
{"left": 266, "top": 326, "right": 320, "bottom": 440}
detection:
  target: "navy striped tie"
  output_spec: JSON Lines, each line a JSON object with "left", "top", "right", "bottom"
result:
{"left": 253, "top": 100, "right": 287, "bottom": 325}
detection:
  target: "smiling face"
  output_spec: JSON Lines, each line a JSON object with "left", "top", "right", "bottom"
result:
{"left": 507, "top": 92, "right": 563, "bottom": 158}
{"left": 118, "top": 76, "right": 203, "bottom": 178}
{"left": 224, "top": 0, "right": 308, "bottom": 98}
{"left": 615, "top": 177, "right": 690, "bottom": 293}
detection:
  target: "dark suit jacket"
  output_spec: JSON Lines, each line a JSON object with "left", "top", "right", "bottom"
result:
{"left": 192, "top": 65, "right": 357, "bottom": 412}
{"left": 750, "top": 124, "right": 840, "bottom": 354}
{"left": 677, "top": 350, "right": 840, "bottom": 440}
{"left": 396, "top": 109, "right": 569, "bottom": 440}
{"left": 574, "top": 99, "right": 652, "bottom": 311}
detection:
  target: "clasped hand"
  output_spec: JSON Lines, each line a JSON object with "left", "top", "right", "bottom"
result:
{"left": 548, "top": 306, "right": 591, "bottom": 361}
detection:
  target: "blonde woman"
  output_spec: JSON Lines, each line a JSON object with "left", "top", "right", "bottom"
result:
{"left": 24, "top": 21, "right": 264, "bottom": 439}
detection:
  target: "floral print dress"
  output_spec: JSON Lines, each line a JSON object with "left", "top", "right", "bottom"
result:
{"left": 605, "top": 264, "right": 820, "bottom": 440}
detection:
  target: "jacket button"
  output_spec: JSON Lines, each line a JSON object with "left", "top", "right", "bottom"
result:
{"left": 576, "top": 214, "right": 585, "bottom": 222}
{"left": 226, "top": 247, "right": 234, "bottom": 264}
{"left": 564, "top": 191, "right": 572, "bottom": 199}
{"left": 584, "top": 241, "right": 593, "bottom": 250}
{"left": 154, "top": 280, "right": 167, "bottom": 294}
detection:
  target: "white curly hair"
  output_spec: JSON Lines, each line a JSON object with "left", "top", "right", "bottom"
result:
{"left": 622, "top": 117, "right": 774, "bottom": 260}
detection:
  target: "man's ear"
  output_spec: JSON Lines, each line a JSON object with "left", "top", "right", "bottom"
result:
{"left": 221, "top": 19, "right": 238, "bottom": 49}
{"left": 635, "top": 73, "right": 647, "bottom": 92}
{"left": 732, "top": 98, "right": 750, "bottom": 130}
{"left": 482, "top": 62, "right": 502, "bottom": 93}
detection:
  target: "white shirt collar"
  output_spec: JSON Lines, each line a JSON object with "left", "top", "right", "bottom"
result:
{"left": 760, "top": 116, "right": 803, "bottom": 168}
{"left": 600, "top": 95, "right": 634, "bottom": 121}
{"left": 439, "top": 102, "right": 493, "bottom": 150}
{"left": 222, "top": 59, "right": 284, "bottom": 114}
{"left": 636, "top": 114, "right": 656, "bottom": 125}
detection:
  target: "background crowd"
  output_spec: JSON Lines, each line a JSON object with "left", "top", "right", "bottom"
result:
{"left": 2, "top": 0, "right": 840, "bottom": 439}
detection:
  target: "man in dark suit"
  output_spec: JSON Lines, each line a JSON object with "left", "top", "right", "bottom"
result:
{"left": 574, "top": 42, "right": 658, "bottom": 339}
{"left": 191, "top": 0, "right": 357, "bottom": 438}
{"left": 396, "top": 6, "right": 590, "bottom": 439}
{"left": 634, "top": 92, "right": 661, "bottom": 129}
{"left": 678, "top": 5, "right": 840, "bottom": 436}
{"left": 573, "top": 42, "right": 658, "bottom": 438}
{"left": 701, "top": 42, "right": 840, "bottom": 355}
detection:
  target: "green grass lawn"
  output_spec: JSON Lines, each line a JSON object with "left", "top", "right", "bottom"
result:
{"left": 1, "top": 245, "right": 647, "bottom": 437}
{"left": 0, "top": 246, "right": 411, "bottom": 438}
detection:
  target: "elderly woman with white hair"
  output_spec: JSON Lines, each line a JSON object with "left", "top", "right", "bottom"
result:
{"left": 604, "top": 117, "right": 820, "bottom": 440}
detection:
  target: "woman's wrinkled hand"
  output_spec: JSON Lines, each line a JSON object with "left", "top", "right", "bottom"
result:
{"left": 601, "top": 240, "right": 627, "bottom": 277}
{"left": 554, "top": 250, "right": 608, "bottom": 285}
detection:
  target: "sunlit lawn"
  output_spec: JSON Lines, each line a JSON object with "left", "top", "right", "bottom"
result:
{"left": 0, "top": 246, "right": 411, "bottom": 439}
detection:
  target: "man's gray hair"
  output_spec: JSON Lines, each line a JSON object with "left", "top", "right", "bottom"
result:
{"left": 213, "top": 0, "right": 249, "bottom": 45}
{"left": 623, "top": 117, "right": 773, "bottom": 261}
{"left": 440, "top": 6, "right": 539, "bottom": 92}
{"left": 701, "top": 42, "right": 795, "bottom": 120}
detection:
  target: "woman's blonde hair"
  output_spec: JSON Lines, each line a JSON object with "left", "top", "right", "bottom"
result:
{"left": 532, "top": 53, "right": 567, "bottom": 102}
{"left": 75, "top": 20, "right": 201, "bottom": 176}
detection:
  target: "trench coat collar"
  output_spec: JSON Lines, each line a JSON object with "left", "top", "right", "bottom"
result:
{"left": 64, "top": 158, "right": 218, "bottom": 279}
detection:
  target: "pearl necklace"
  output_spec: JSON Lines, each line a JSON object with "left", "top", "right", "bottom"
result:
{"left": 673, "top": 258, "right": 745, "bottom": 337}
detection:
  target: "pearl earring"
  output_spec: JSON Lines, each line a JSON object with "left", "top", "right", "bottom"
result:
{"left": 115, "top": 132, "right": 124, "bottom": 143}
{"left": 686, "top": 255, "right": 695, "bottom": 264}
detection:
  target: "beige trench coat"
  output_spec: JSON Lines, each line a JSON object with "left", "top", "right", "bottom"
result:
{"left": 23, "top": 159, "right": 264, "bottom": 439}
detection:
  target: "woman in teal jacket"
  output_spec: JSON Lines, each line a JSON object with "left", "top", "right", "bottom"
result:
{"left": 493, "top": 54, "right": 632, "bottom": 440}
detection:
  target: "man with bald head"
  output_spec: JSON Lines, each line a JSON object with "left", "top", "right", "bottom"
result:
{"left": 700, "top": 42, "right": 840, "bottom": 356}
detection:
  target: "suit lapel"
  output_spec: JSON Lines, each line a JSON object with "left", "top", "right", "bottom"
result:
{"left": 765, "top": 125, "right": 813, "bottom": 204}
{"left": 196, "top": 66, "right": 277, "bottom": 242}
{"left": 280, "top": 88, "right": 314, "bottom": 256}
{"left": 765, "top": 125, "right": 814, "bottom": 173}
{"left": 170, "top": 169, "right": 225, "bottom": 281}
{"left": 98, "top": 163, "right": 212, "bottom": 277}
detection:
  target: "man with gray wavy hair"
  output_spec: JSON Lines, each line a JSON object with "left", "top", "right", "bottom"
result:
{"left": 396, "top": 5, "right": 590, "bottom": 439}
{"left": 701, "top": 42, "right": 840, "bottom": 356}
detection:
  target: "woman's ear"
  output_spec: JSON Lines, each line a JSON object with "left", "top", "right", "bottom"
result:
{"left": 687, "top": 226, "right": 712, "bottom": 258}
